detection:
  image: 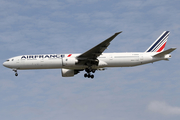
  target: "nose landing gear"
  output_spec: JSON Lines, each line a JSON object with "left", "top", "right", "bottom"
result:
{"left": 13, "top": 69, "right": 18, "bottom": 76}
{"left": 15, "top": 73, "right": 18, "bottom": 76}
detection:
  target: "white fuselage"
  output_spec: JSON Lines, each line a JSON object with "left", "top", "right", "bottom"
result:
{"left": 3, "top": 52, "right": 167, "bottom": 70}
{"left": 2, "top": 31, "right": 175, "bottom": 78}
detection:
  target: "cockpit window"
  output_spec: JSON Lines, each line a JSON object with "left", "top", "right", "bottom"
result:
{"left": 6, "top": 60, "right": 10, "bottom": 62}
{"left": 12, "top": 59, "right": 14, "bottom": 61}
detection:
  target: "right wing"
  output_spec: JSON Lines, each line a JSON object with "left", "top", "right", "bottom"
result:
{"left": 77, "top": 31, "right": 122, "bottom": 60}
{"left": 76, "top": 31, "right": 122, "bottom": 66}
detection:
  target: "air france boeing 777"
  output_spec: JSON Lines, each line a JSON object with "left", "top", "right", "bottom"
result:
{"left": 3, "top": 31, "right": 176, "bottom": 79}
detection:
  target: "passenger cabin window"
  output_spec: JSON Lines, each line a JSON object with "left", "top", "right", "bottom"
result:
{"left": 61, "top": 55, "right": 65, "bottom": 58}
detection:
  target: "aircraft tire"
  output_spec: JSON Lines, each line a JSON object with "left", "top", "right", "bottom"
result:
{"left": 88, "top": 74, "right": 91, "bottom": 78}
{"left": 84, "top": 73, "right": 88, "bottom": 78}
{"left": 91, "top": 74, "right": 94, "bottom": 79}
{"left": 15, "top": 73, "right": 18, "bottom": 76}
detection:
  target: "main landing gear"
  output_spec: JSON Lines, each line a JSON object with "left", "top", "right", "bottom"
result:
{"left": 84, "top": 68, "right": 96, "bottom": 79}
{"left": 13, "top": 69, "right": 18, "bottom": 76}
{"left": 84, "top": 73, "right": 94, "bottom": 79}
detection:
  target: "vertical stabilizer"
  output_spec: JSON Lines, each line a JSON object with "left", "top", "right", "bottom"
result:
{"left": 145, "top": 31, "right": 170, "bottom": 52}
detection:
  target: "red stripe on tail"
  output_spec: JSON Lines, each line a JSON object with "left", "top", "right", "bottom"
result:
{"left": 157, "top": 42, "right": 166, "bottom": 52}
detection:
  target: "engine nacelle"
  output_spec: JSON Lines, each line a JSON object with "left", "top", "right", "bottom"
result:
{"left": 62, "top": 58, "right": 78, "bottom": 67}
{"left": 61, "top": 68, "right": 75, "bottom": 77}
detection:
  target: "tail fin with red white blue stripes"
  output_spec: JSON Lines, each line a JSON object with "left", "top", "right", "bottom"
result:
{"left": 145, "top": 31, "right": 170, "bottom": 52}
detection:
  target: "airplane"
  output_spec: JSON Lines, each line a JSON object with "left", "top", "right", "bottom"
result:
{"left": 3, "top": 31, "right": 176, "bottom": 79}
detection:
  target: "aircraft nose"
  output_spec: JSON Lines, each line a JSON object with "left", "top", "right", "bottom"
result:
{"left": 3, "top": 61, "right": 9, "bottom": 68}
{"left": 3, "top": 62, "right": 7, "bottom": 67}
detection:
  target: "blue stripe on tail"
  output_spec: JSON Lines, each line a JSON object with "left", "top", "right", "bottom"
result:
{"left": 146, "top": 31, "right": 169, "bottom": 52}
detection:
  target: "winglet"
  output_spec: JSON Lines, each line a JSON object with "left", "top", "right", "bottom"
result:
{"left": 116, "top": 31, "right": 123, "bottom": 34}
{"left": 114, "top": 31, "right": 123, "bottom": 36}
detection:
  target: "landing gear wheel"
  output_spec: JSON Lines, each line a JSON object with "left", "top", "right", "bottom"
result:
{"left": 13, "top": 69, "right": 18, "bottom": 77}
{"left": 84, "top": 73, "right": 88, "bottom": 78}
{"left": 15, "top": 73, "right": 18, "bottom": 76}
{"left": 84, "top": 73, "right": 94, "bottom": 79}
{"left": 85, "top": 68, "right": 90, "bottom": 73}
{"left": 88, "top": 74, "right": 91, "bottom": 78}
{"left": 91, "top": 74, "right": 94, "bottom": 79}
{"left": 84, "top": 67, "right": 96, "bottom": 79}
{"left": 92, "top": 69, "right": 96, "bottom": 73}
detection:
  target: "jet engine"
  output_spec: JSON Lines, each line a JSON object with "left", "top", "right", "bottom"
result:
{"left": 61, "top": 68, "right": 79, "bottom": 77}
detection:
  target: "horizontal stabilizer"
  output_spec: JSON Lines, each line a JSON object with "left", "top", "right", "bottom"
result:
{"left": 153, "top": 48, "right": 176, "bottom": 57}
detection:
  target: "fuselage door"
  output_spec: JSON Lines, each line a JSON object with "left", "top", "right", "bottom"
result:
{"left": 140, "top": 54, "right": 143, "bottom": 61}
{"left": 109, "top": 54, "right": 113, "bottom": 60}
{"left": 61, "top": 54, "right": 65, "bottom": 66}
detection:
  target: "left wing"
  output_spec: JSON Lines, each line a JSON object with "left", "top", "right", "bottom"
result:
{"left": 77, "top": 31, "right": 122, "bottom": 60}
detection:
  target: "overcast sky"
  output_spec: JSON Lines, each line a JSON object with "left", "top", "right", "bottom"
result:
{"left": 0, "top": 0, "right": 180, "bottom": 120}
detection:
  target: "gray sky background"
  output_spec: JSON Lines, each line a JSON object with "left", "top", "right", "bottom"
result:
{"left": 0, "top": 0, "right": 180, "bottom": 120}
